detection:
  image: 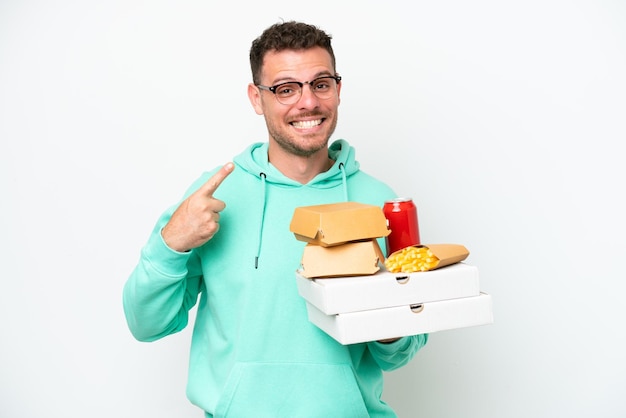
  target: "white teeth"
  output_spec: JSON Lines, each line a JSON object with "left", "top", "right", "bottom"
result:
{"left": 292, "top": 119, "right": 322, "bottom": 129}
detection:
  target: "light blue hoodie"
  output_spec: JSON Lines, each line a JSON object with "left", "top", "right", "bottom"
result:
{"left": 123, "top": 139, "right": 428, "bottom": 417}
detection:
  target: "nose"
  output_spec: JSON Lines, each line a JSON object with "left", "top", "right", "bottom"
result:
{"left": 296, "top": 83, "right": 320, "bottom": 108}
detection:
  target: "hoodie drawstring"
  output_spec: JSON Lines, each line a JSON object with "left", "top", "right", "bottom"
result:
{"left": 255, "top": 172, "right": 268, "bottom": 269}
{"left": 338, "top": 162, "right": 348, "bottom": 201}
{"left": 254, "top": 163, "right": 348, "bottom": 269}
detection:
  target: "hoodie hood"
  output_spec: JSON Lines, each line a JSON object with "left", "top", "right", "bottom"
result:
{"left": 232, "top": 139, "right": 359, "bottom": 268}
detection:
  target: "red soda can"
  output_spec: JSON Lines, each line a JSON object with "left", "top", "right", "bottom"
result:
{"left": 383, "top": 197, "right": 421, "bottom": 256}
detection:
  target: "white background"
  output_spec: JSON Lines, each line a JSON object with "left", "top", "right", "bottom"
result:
{"left": 1, "top": 1, "right": 625, "bottom": 417}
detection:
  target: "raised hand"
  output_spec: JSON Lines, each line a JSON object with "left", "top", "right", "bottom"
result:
{"left": 161, "top": 162, "right": 234, "bottom": 252}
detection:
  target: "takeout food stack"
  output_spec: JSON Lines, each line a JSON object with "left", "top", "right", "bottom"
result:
{"left": 290, "top": 202, "right": 493, "bottom": 345}
{"left": 289, "top": 202, "right": 391, "bottom": 278}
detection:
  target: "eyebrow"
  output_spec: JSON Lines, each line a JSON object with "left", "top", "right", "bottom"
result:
{"left": 270, "top": 71, "right": 334, "bottom": 85}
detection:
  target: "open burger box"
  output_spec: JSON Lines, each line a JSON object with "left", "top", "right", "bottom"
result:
{"left": 290, "top": 202, "right": 493, "bottom": 345}
{"left": 290, "top": 202, "right": 390, "bottom": 278}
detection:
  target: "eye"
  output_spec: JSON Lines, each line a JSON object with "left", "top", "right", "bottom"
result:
{"left": 275, "top": 83, "right": 299, "bottom": 96}
{"left": 313, "top": 78, "right": 332, "bottom": 91}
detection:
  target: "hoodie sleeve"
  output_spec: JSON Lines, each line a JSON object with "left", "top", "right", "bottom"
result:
{"left": 366, "top": 334, "right": 429, "bottom": 372}
{"left": 122, "top": 211, "right": 203, "bottom": 342}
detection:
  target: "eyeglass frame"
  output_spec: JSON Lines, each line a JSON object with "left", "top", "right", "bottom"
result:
{"left": 256, "top": 75, "right": 342, "bottom": 104}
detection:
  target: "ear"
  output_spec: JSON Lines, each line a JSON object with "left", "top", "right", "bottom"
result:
{"left": 248, "top": 83, "right": 264, "bottom": 115}
{"left": 336, "top": 80, "right": 342, "bottom": 105}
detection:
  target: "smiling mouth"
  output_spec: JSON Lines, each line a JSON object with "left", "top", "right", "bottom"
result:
{"left": 291, "top": 119, "right": 323, "bottom": 129}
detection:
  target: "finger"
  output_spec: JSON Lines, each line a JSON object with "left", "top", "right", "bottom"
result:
{"left": 199, "top": 162, "right": 234, "bottom": 197}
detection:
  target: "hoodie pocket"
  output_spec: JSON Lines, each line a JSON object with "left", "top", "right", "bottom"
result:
{"left": 214, "top": 362, "right": 369, "bottom": 418}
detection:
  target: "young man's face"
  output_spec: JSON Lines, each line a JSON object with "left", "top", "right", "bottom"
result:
{"left": 248, "top": 47, "right": 341, "bottom": 157}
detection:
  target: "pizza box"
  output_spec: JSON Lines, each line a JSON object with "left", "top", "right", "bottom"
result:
{"left": 296, "top": 262, "right": 480, "bottom": 314}
{"left": 305, "top": 292, "right": 493, "bottom": 345}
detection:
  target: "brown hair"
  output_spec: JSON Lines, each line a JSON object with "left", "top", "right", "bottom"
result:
{"left": 249, "top": 21, "right": 336, "bottom": 84}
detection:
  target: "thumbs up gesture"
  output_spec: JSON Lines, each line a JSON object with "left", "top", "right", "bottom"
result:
{"left": 161, "top": 162, "right": 235, "bottom": 252}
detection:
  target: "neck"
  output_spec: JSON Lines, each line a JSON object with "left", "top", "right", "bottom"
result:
{"left": 267, "top": 145, "right": 334, "bottom": 184}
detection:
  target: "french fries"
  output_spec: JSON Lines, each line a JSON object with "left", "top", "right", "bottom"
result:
{"left": 384, "top": 246, "right": 440, "bottom": 273}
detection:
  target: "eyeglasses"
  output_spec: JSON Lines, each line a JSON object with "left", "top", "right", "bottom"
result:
{"left": 256, "top": 75, "right": 342, "bottom": 105}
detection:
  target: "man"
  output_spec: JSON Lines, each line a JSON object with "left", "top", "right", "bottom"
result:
{"left": 123, "top": 21, "right": 428, "bottom": 417}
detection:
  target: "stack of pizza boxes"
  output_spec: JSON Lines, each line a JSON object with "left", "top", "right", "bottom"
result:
{"left": 290, "top": 201, "right": 493, "bottom": 345}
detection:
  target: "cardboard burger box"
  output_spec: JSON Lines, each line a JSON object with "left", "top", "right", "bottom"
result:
{"left": 298, "top": 239, "right": 385, "bottom": 279}
{"left": 289, "top": 201, "right": 390, "bottom": 247}
{"left": 305, "top": 292, "right": 493, "bottom": 345}
{"left": 296, "top": 262, "right": 481, "bottom": 315}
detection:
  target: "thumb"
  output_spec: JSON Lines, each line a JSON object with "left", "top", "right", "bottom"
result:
{"left": 199, "top": 162, "right": 234, "bottom": 196}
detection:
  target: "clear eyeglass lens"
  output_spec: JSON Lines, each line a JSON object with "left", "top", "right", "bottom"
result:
{"left": 311, "top": 78, "right": 333, "bottom": 95}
